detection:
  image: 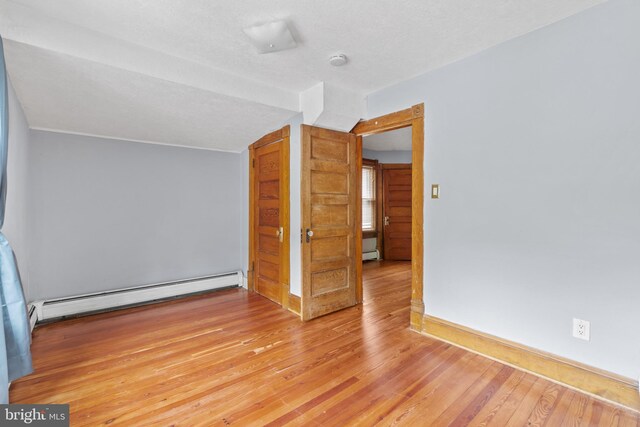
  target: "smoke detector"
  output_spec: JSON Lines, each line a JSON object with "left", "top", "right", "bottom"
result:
{"left": 243, "top": 20, "right": 297, "bottom": 54}
{"left": 329, "top": 54, "right": 348, "bottom": 67}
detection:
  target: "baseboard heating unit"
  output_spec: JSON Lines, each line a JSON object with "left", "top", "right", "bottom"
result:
{"left": 30, "top": 271, "right": 243, "bottom": 323}
{"left": 28, "top": 304, "right": 38, "bottom": 332}
{"left": 363, "top": 250, "right": 380, "bottom": 261}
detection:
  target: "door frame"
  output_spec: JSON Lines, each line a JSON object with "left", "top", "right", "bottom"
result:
{"left": 248, "top": 125, "right": 291, "bottom": 309}
{"left": 361, "top": 158, "right": 382, "bottom": 256}
{"left": 351, "top": 103, "right": 425, "bottom": 331}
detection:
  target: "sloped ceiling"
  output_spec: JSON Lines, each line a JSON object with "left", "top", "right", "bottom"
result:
{"left": 5, "top": 42, "right": 295, "bottom": 151}
{"left": 0, "top": 0, "right": 605, "bottom": 152}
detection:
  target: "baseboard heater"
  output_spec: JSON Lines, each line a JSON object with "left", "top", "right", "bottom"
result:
{"left": 29, "top": 271, "right": 243, "bottom": 323}
{"left": 363, "top": 250, "right": 379, "bottom": 261}
{"left": 28, "top": 304, "right": 37, "bottom": 333}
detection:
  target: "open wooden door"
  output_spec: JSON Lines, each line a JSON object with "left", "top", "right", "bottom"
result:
{"left": 301, "top": 125, "right": 358, "bottom": 320}
{"left": 382, "top": 165, "right": 412, "bottom": 261}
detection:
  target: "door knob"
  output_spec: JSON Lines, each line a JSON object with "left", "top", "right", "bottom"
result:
{"left": 276, "top": 227, "right": 284, "bottom": 243}
{"left": 306, "top": 228, "right": 314, "bottom": 243}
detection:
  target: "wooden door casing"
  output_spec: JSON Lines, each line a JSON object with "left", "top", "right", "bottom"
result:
{"left": 301, "top": 125, "right": 358, "bottom": 320}
{"left": 249, "top": 126, "right": 290, "bottom": 309}
{"left": 336, "top": 103, "right": 424, "bottom": 331}
{"left": 382, "top": 165, "right": 412, "bottom": 261}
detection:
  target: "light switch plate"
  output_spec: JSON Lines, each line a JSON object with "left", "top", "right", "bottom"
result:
{"left": 431, "top": 184, "right": 440, "bottom": 199}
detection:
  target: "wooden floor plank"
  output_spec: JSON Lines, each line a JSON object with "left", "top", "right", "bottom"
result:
{"left": 10, "top": 261, "right": 638, "bottom": 426}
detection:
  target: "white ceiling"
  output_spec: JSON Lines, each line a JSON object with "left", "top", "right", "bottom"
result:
{"left": 5, "top": 41, "right": 294, "bottom": 151}
{"left": 364, "top": 127, "right": 413, "bottom": 152}
{"left": 0, "top": 0, "right": 605, "bottom": 152}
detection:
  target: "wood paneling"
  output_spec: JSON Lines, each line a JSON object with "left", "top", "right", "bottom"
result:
{"left": 249, "top": 126, "right": 290, "bottom": 309}
{"left": 301, "top": 125, "right": 358, "bottom": 320}
{"left": 383, "top": 165, "right": 412, "bottom": 261}
{"left": 11, "top": 262, "right": 638, "bottom": 425}
{"left": 410, "top": 105, "right": 425, "bottom": 331}
{"left": 421, "top": 314, "right": 640, "bottom": 413}
{"left": 355, "top": 137, "right": 363, "bottom": 304}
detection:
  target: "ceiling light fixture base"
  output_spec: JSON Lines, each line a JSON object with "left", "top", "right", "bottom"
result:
{"left": 243, "top": 20, "right": 297, "bottom": 54}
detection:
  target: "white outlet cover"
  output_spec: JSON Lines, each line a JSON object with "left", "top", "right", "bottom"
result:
{"left": 572, "top": 318, "right": 590, "bottom": 341}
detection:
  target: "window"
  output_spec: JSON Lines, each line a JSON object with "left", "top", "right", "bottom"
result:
{"left": 362, "top": 161, "right": 377, "bottom": 232}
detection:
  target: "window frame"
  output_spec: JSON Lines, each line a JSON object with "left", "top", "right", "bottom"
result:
{"left": 361, "top": 158, "right": 380, "bottom": 239}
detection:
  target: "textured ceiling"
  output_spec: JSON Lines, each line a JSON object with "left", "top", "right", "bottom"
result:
{"left": 0, "top": 0, "right": 606, "bottom": 151}
{"left": 5, "top": 41, "right": 294, "bottom": 152}
{"left": 364, "top": 127, "right": 413, "bottom": 152}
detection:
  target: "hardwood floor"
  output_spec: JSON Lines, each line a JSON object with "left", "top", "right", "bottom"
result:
{"left": 11, "top": 261, "right": 639, "bottom": 426}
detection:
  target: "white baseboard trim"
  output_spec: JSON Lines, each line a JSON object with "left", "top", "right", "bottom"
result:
{"left": 32, "top": 271, "right": 241, "bottom": 322}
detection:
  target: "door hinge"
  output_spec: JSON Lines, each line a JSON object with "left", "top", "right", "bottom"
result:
{"left": 252, "top": 158, "right": 255, "bottom": 168}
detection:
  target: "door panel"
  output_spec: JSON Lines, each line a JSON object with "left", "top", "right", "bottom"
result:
{"left": 383, "top": 166, "right": 412, "bottom": 261}
{"left": 254, "top": 141, "right": 283, "bottom": 305}
{"left": 301, "top": 125, "right": 357, "bottom": 320}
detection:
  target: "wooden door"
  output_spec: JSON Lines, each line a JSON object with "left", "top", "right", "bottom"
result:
{"left": 250, "top": 127, "right": 290, "bottom": 307}
{"left": 383, "top": 165, "right": 412, "bottom": 261}
{"left": 301, "top": 125, "right": 358, "bottom": 320}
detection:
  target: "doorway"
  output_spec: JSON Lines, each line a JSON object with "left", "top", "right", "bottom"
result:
{"left": 294, "top": 103, "right": 425, "bottom": 329}
{"left": 381, "top": 164, "right": 412, "bottom": 261}
{"left": 352, "top": 104, "right": 425, "bottom": 330}
{"left": 248, "top": 126, "right": 291, "bottom": 309}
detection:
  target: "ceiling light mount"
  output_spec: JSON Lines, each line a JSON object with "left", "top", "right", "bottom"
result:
{"left": 329, "top": 54, "right": 348, "bottom": 67}
{"left": 243, "top": 20, "right": 297, "bottom": 54}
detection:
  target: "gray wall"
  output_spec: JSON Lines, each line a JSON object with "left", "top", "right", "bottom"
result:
{"left": 29, "top": 130, "right": 243, "bottom": 300}
{"left": 3, "top": 77, "right": 32, "bottom": 301}
{"left": 362, "top": 149, "right": 412, "bottom": 164}
{"left": 241, "top": 148, "right": 249, "bottom": 282}
{"left": 367, "top": 0, "right": 640, "bottom": 379}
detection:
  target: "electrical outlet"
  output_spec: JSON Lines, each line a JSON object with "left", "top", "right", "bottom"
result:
{"left": 572, "top": 318, "right": 590, "bottom": 341}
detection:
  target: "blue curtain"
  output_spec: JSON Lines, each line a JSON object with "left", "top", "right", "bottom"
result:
{"left": 0, "top": 36, "right": 33, "bottom": 404}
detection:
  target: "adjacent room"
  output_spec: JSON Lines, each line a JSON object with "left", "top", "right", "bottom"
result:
{"left": 1, "top": 0, "right": 639, "bottom": 425}
{"left": 360, "top": 127, "right": 414, "bottom": 319}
